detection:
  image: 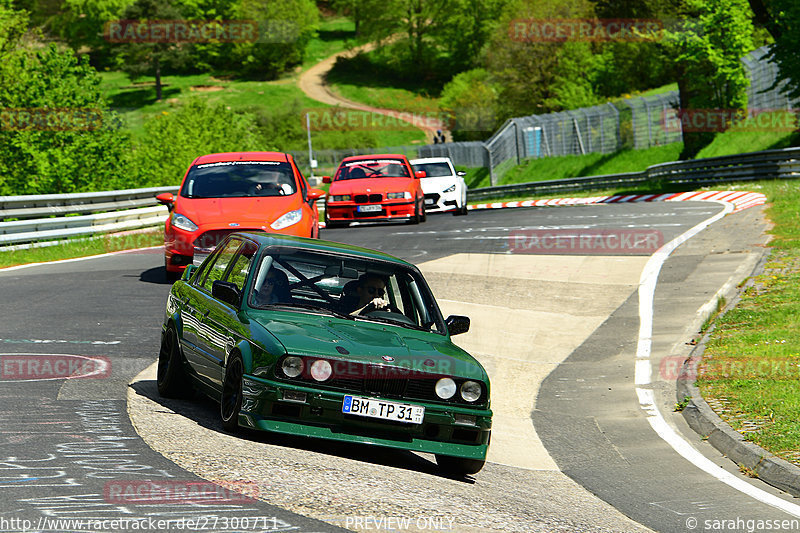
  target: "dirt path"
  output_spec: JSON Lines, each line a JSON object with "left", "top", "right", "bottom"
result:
{"left": 297, "top": 42, "right": 447, "bottom": 144}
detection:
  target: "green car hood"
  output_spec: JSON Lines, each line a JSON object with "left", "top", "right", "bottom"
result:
{"left": 251, "top": 311, "right": 487, "bottom": 381}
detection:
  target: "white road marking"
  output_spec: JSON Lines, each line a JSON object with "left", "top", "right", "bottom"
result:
{"left": 635, "top": 201, "right": 800, "bottom": 517}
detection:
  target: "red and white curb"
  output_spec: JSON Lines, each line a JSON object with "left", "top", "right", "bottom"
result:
{"left": 468, "top": 190, "right": 766, "bottom": 214}
{"left": 319, "top": 191, "right": 766, "bottom": 228}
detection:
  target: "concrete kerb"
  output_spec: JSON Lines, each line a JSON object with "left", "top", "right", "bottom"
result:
{"left": 676, "top": 247, "right": 800, "bottom": 498}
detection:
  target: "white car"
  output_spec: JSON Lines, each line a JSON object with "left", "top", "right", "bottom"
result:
{"left": 410, "top": 157, "right": 468, "bottom": 216}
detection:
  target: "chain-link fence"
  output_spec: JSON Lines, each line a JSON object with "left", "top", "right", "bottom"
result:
{"left": 742, "top": 47, "right": 800, "bottom": 111}
{"left": 297, "top": 46, "right": 797, "bottom": 186}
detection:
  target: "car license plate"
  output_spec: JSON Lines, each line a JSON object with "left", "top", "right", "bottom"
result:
{"left": 357, "top": 204, "right": 382, "bottom": 213}
{"left": 342, "top": 395, "right": 424, "bottom": 424}
{"left": 424, "top": 198, "right": 435, "bottom": 205}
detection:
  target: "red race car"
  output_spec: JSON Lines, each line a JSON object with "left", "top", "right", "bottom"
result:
{"left": 156, "top": 152, "right": 324, "bottom": 278}
{"left": 322, "top": 154, "right": 427, "bottom": 228}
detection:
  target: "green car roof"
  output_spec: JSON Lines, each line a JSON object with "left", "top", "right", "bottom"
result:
{"left": 238, "top": 232, "right": 416, "bottom": 268}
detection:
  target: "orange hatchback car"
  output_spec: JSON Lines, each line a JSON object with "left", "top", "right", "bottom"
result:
{"left": 156, "top": 152, "right": 324, "bottom": 277}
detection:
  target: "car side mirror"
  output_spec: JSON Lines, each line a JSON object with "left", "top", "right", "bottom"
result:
{"left": 322, "top": 176, "right": 332, "bottom": 184}
{"left": 445, "top": 315, "right": 470, "bottom": 336}
{"left": 414, "top": 170, "right": 426, "bottom": 179}
{"left": 456, "top": 171, "right": 466, "bottom": 177}
{"left": 307, "top": 188, "right": 325, "bottom": 202}
{"left": 155, "top": 192, "right": 175, "bottom": 212}
{"left": 212, "top": 280, "right": 241, "bottom": 308}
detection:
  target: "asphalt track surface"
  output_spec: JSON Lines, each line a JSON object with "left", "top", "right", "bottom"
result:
{"left": 0, "top": 201, "right": 792, "bottom": 533}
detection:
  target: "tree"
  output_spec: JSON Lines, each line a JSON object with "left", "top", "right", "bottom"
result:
{"left": 50, "top": 0, "right": 136, "bottom": 64}
{"left": 660, "top": 0, "right": 754, "bottom": 158}
{"left": 111, "top": 0, "right": 190, "bottom": 100}
{"left": 0, "top": 5, "right": 130, "bottom": 194}
{"left": 482, "top": 0, "right": 599, "bottom": 121}
{"left": 228, "top": 0, "right": 317, "bottom": 79}
{"left": 439, "top": 68, "right": 499, "bottom": 140}
{"left": 347, "top": 0, "right": 502, "bottom": 75}
{"left": 748, "top": 0, "right": 800, "bottom": 101}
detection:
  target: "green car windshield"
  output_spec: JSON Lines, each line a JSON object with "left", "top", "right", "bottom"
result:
{"left": 248, "top": 248, "right": 446, "bottom": 334}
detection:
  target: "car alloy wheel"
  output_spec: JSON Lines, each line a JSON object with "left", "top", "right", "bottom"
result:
{"left": 220, "top": 353, "right": 244, "bottom": 432}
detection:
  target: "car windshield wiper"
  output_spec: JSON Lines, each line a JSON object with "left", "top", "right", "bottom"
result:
{"left": 269, "top": 302, "right": 354, "bottom": 320}
{"left": 353, "top": 314, "right": 426, "bottom": 330}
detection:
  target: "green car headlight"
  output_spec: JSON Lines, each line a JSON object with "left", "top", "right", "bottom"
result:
{"left": 435, "top": 377, "right": 457, "bottom": 399}
{"left": 460, "top": 380, "right": 482, "bottom": 402}
{"left": 331, "top": 195, "right": 351, "bottom": 202}
{"left": 281, "top": 356, "right": 304, "bottom": 378}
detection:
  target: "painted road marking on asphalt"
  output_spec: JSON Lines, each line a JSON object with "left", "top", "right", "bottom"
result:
{"left": 634, "top": 201, "right": 800, "bottom": 517}
{"left": 0, "top": 339, "right": 120, "bottom": 345}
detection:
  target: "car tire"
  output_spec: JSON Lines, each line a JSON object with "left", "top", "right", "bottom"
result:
{"left": 157, "top": 326, "right": 190, "bottom": 398}
{"left": 408, "top": 200, "right": 421, "bottom": 225}
{"left": 220, "top": 353, "right": 244, "bottom": 432}
{"left": 420, "top": 201, "right": 427, "bottom": 222}
{"left": 324, "top": 211, "right": 345, "bottom": 229}
{"left": 454, "top": 192, "right": 468, "bottom": 216}
{"left": 435, "top": 454, "right": 485, "bottom": 476}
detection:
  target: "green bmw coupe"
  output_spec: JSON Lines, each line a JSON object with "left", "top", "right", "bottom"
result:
{"left": 158, "top": 232, "right": 491, "bottom": 475}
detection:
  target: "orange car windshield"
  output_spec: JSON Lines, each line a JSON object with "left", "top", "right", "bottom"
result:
{"left": 181, "top": 161, "right": 297, "bottom": 198}
{"left": 337, "top": 159, "right": 409, "bottom": 180}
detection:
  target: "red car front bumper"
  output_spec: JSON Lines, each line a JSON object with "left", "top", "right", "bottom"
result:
{"left": 325, "top": 200, "right": 416, "bottom": 223}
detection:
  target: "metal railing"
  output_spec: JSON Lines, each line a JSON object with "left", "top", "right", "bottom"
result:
{"left": 0, "top": 146, "right": 795, "bottom": 248}
{"left": 0, "top": 186, "right": 177, "bottom": 247}
{"left": 467, "top": 146, "right": 800, "bottom": 201}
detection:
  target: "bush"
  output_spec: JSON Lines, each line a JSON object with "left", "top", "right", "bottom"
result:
{"left": 129, "top": 99, "right": 270, "bottom": 187}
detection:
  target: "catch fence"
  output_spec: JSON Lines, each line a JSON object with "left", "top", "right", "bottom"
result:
{"left": 298, "top": 46, "right": 799, "bottom": 186}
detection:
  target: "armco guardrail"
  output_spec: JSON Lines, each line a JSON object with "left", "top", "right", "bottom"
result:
{"left": 468, "top": 146, "right": 800, "bottom": 201}
{"left": 0, "top": 186, "right": 178, "bottom": 247}
{"left": 2, "top": 146, "right": 798, "bottom": 247}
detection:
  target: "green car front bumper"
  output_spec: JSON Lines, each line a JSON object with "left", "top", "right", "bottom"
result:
{"left": 239, "top": 375, "right": 492, "bottom": 460}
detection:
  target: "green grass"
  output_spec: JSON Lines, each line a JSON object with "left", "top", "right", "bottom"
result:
{"left": 696, "top": 186, "right": 800, "bottom": 464}
{"left": 325, "top": 48, "right": 442, "bottom": 115}
{"left": 100, "top": 71, "right": 425, "bottom": 149}
{"left": 696, "top": 124, "right": 800, "bottom": 159}
{"left": 328, "top": 83, "right": 441, "bottom": 115}
{"left": 302, "top": 17, "right": 363, "bottom": 70}
{"left": 0, "top": 230, "right": 164, "bottom": 269}
{"left": 492, "top": 144, "right": 684, "bottom": 188}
